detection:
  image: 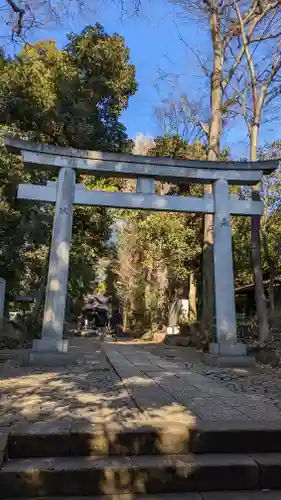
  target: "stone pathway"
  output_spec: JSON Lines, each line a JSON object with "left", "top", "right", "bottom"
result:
{"left": 140, "top": 343, "right": 281, "bottom": 412}
{"left": 0, "top": 339, "right": 141, "bottom": 429}
{"left": 103, "top": 343, "right": 281, "bottom": 422}
{"left": 2, "top": 341, "right": 281, "bottom": 500}
{"left": 1, "top": 339, "right": 281, "bottom": 430}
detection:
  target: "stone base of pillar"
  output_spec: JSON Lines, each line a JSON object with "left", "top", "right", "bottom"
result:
{"left": 32, "top": 338, "right": 69, "bottom": 352}
{"left": 28, "top": 351, "right": 75, "bottom": 366}
{"left": 209, "top": 342, "right": 247, "bottom": 356}
{"left": 203, "top": 352, "right": 255, "bottom": 367}
{"left": 204, "top": 342, "right": 255, "bottom": 367}
{"left": 26, "top": 338, "right": 73, "bottom": 366}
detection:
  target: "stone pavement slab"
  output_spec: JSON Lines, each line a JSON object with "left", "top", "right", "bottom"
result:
{"left": 144, "top": 344, "right": 281, "bottom": 411}
{"left": 2, "top": 338, "right": 281, "bottom": 431}
{"left": 0, "top": 340, "right": 142, "bottom": 429}
{"left": 103, "top": 343, "right": 281, "bottom": 422}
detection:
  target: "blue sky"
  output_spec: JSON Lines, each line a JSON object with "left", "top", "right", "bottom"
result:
{"left": 2, "top": 0, "right": 281, "bottom": 158}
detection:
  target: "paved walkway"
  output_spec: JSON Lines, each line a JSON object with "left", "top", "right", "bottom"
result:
{"left": 1, "top": 340, "right": 281, "bottom": 431}
{"left": 0, "top": 339, "right": 142, "bottom": 429}
{"left": 143, "top": 343, "right": 281, "bottom": 406}
{"left": 103, "top": 343, "right": 281, "bottom": 422}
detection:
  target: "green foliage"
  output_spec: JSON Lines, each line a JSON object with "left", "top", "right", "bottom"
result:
{"left": 0, "top": 25, "right": 136, "bottom": 151}
{"left": 0, "top": 128, "right": 52, "bottom": 294}
{"left": 108, "top": 136, "right": 236, "bottom": 334}
{"left": 0, "top": 25, "right": 137, "bottom": 337}
{"left": 110, "top": 135, "right": 204, "bottom": 333}
{"left": 232, "top": 216, "right": 252, "bottom": 287}
{"left": 149, "top": 136, "right": 207, "bottom": 160}
{"left": 136, "top": 212, "right": 199, "bottom": 280}
{"left": 232, "top": 140, "right": 281, "bottom": 293}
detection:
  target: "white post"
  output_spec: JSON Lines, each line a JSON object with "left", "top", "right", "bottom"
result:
{"left": 210, "top": 179, "right": 246, "bottom": 356}
{"left": 34, "top": 167, "right": 76, "bottom": 353}
{"left": 0, "top": 278, "right": 6, "bottom": 330}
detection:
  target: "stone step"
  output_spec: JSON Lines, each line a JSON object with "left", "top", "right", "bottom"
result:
{"left": 0, "top": 453, "right": 260, "bottom": 497}
{"left": 0, "top": 495, "right": 201, "bottom": 500}
{"left": 7, "top": 421, "right": 281, "bottom": 458}
{"left": 5, "top": 494, "right": 281, "bottom": 500}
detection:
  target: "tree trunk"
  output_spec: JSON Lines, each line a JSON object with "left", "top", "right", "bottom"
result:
{"left": 202, "top": 196, "right": 214, "bottom": 331}
{"left": 261, "top": 228, "right": 275, "bottom": 315}
{"left": 188, "top": 272, "right": 197, "bottom": 323}
{"left": 201, "top": 4, "right": 223, "bottom": 332}
{"left": 250, "top": 123, "right": 269, "bottom": 341}
{"left": 157, "top": 266, "right": 168, "bottom": 324}
{"left": 145, "top": 268, "right": 152, "bottom": 327}
{"left": 31, "top": 264, "right": 48, "bottom": 320}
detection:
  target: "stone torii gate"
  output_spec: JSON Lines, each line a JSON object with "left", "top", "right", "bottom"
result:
{"left": 4, "top": 136, "right": 279, "bottom": 364}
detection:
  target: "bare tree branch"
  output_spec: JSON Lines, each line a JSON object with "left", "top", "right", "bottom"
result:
{"left": 251, "top": 31, "right": 281, "bottom": 42}
{"left": 174, "top": 20, "right": 211, "bottom": 76}
{"left": 234, "top": 0, "right": 258, "bottom": 108}
{"left": 222, "top": 42, "right": 246, "bottom": 91}
{"left": 6, "top": 0, "right": 25, "bottom": 35}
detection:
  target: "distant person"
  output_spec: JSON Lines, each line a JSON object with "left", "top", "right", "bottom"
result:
{"left": 110, "top": 308, "right": 122, "bottom": 336}
{"left": 95, "top": 309, "right": 109, "bottom": 328}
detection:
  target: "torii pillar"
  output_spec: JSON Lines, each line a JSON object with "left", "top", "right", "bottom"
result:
{"left": 205, "top": 179, "right": 248, "bottom": 366}
{"left": 31, "top": 167, "right": 76, "bottom": 363}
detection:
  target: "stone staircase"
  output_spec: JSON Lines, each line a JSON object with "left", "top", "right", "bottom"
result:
{"left": 1, "top": 422, "right": 281, "bottom": 498}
